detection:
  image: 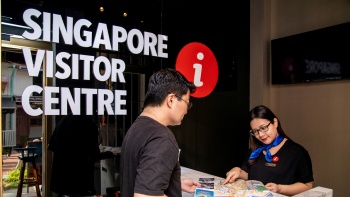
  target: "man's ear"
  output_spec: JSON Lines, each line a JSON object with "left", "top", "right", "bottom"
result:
{"left": 167, "top": 94, "right": 175, "bottom": 108}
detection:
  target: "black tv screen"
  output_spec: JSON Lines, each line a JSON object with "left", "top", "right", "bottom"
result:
{"left": 271, "top": 22, "right": 350, "bottom": 84}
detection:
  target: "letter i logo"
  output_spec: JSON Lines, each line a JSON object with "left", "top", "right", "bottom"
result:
{"left": 176, "top": 42, "right": 218, "bottom": 98}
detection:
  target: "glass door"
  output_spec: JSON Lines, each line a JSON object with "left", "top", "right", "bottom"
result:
{"left": 1, "top": 38, "right": 50, "bottom": 196}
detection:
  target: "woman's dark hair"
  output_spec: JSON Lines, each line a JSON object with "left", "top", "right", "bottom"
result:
{"left": 248, "top": 105, "right": 290, "bottom": 151}
{"left": 143, "top": 68, "right": 196, "bottom": 108}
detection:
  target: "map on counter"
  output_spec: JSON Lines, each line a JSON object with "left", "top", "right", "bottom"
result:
{"left": 195, "top": 178, "right": 273, "bottom": 197}
{"left": 215, "top": 179, "right": 273, "bottom": 197}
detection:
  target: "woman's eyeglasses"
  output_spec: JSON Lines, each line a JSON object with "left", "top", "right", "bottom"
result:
{"left": 249, "top": 121, "right": 272, "bottom": 136}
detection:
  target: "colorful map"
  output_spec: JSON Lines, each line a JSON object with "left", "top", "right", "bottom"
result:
{"left": 214, "top": 179, "right": 273, "bottom": 197}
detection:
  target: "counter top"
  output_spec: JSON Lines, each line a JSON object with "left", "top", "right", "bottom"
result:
{"left": 180, "top": 166, "right": 332, "bottom": 197}
{"left": 180, "top": 166, "right": 286, "bottom": 197}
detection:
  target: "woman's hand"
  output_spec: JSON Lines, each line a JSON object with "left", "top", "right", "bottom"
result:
{"left": 265, "top": 182, "right": 279, "bottom": 193}
{"left": 222, "top": 167, "right": 241, "bottom": 185}
{"left": 265, "top": 182, "right": 313, "bottom": 196}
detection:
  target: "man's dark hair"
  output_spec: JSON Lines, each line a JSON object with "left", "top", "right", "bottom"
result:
{"left": 143, "top": 68, "right": 196, "bottom": 108}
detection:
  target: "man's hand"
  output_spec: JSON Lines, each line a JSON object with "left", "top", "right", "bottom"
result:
{"left": 181, "top": 178, "right": 201, "bottom": 193}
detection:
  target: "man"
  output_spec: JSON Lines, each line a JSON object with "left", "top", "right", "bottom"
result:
{"left": 49, "top": 111, "right": 114, "bottom": 196}
{"left": 120, "top": 68, "right": 200, "bottom": 197}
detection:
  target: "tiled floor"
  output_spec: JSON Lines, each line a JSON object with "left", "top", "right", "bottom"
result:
{"left": 3, "top": 187, "right": 40, "bottom": 197}
{"left": 2, "top": 150, "right": 20, "bottom": 177}
{"left": 2, "top": 150, "right": 41, "bottom": 197}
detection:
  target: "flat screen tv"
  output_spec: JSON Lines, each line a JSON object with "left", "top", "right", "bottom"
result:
{"left": 271, "top": 22, "right": 350, "bottom": 84}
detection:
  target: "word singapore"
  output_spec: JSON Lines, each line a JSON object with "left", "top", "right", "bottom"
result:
{"left": 20, "top": 8, "right": 168, "bottom": 116}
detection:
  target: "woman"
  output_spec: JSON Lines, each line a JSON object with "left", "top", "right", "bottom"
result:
{"left": 223, "top": 105, "right": 313, "bottom": 196}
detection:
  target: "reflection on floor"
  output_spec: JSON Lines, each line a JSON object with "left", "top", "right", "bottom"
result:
{"left": 3, "top": 187, "right": 40, "bottom": 197}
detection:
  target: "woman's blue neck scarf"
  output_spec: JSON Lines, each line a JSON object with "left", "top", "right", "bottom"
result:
{"left": 249, "top": 134, "right": 284, "bottom": 162}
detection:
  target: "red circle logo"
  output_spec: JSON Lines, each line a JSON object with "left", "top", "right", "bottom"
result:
{"left": 176, "top": 42, "right": 218, "bottom": 98}
{"left": 272, "top": 156, "right": 279, "bottom": 162}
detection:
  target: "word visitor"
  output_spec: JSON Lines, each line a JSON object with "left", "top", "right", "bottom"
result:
{"left": 21, "top": 8, "right": 168, "bottom": 116}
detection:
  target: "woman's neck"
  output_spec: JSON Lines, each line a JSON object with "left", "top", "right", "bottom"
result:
{"left": 265, "top": 138, "right": 288, "bottom": 155}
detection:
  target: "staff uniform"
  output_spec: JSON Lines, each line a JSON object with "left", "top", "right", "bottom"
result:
{"left": 242, "top": 140, "right": 314, "bottom": 184}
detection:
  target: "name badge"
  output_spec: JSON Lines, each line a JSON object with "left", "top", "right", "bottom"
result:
{"left": 265, "top": 163, "right": 276, "bottom": 167}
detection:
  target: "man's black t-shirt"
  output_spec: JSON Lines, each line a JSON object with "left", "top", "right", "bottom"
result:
{"left": 120, "top": 116, "right": 181, "bottom": 197}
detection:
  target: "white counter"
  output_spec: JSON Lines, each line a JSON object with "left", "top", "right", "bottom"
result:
{"left": 180, "top": 166, "right": 332, "bottom": 197}
{"left": 180, "top": 166, "right": 286, "bottom": 197}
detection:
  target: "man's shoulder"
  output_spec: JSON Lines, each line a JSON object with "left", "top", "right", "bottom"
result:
{"left": 127, "top": 116, "right": 174, "bottom": 139}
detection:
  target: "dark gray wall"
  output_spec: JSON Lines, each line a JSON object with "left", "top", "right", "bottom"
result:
{"left": 171, "top": 0, "right": 251, "bottom": 177}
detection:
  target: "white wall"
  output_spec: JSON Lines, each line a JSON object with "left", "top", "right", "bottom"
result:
{"left": 251, "top": 0, "right": 350, "bottom": 196}
{"left": 1, "top": 62, "right": 33, "bottom": 96}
